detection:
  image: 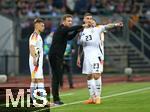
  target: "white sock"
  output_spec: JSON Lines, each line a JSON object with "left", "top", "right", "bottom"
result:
{"left": 37, "top": 82, "right": 47, "bottom": 98}
{"left": 30, "top": 82, "right": 37, "bottom": 100}
{"left": 95, "top": 76, "right": 102, "bottom": 98}
{"left": 87, "top": 79, "right": 95, "bottom": 98}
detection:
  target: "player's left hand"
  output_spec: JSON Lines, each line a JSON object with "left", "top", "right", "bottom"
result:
{"left": 76, "top": 56, "right": 81, "bottom": 68}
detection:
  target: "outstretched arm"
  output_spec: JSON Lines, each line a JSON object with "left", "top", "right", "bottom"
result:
{"left": 64, "top": 23, "right": 88, "bottom": 33}
{"left": 64, "top": 24, "right": 88, "bottom": 40}
{"left": 97, "top": 22, "right": 123, "bottom": 33}
{"left": 66, "top": 31, "right": 78, "bottom": 40}
{"left": 104, "top": 22, "right": 123, "bottom": 30}
{"left": 64, "top": 25, "right": 83, "bottom": 33}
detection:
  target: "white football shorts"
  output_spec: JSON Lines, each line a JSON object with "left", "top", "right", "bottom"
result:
{"left": 82, "top": 57, "right": 103, "bottom": 74}
{"left": 29, "top": 57, "right": 43, "bottom": 79}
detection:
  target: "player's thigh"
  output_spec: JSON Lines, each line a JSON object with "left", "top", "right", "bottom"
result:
{"left": 82, "top": 58, "right": 92, "bottom": 74}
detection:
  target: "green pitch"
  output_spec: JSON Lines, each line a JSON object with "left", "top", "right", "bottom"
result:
{"left": 50, "top": 82, "right": 150, "bottom": 112}
{"left": 0, "top": 82, "right": 150, "bottom": 112}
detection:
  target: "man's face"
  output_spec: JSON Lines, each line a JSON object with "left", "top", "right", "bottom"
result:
{"left": 83, "top": 16, "right": 93, "bottom": 26}
{"left": 92, "top": 20, "right": 96, "bottom": 27}
{"left": 36, "top": 22, "right": 45, "bottom": 32}
{"left": 63, "top": 17, "right": 73, "bottom": 27}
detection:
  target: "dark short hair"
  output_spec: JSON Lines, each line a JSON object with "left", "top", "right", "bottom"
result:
{"left": 33, "top": 18, "right": 44, "bottom": 25}
{"left": 84, "top": 13, "right": 92, "bottom": 17}
{"left": 62, "top": 14, "right": 73, "bottom": 21}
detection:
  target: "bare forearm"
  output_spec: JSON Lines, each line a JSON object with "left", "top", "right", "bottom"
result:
{"left": 30, "top": 45, "right": 37, "bottom": 58}
{"left": 78, "top": 45, "right": 83, "bottom": 58}
{"left": 104, "top": 22, "right": 123, "bottom": 30}
{"left": 104, "top": 23, "right": 117, "bottom": 30}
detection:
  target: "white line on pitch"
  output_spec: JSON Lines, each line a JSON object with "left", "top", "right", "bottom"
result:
{"left": 0, "top": 93, "right": 73, "bottom": 107}
{"left": 50, "top": 93, "right": 73, "bottom": 98}
{"left": 33, "top": 86, "right": 150, "bottom": 112}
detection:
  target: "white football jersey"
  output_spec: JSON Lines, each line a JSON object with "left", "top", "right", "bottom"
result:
{"left": 78, "top": 25, "right": 105, "bottom": 61}
{"left": 29, "top": 32, "right": 44, "bottom": 79}
{"left": 29, "top": 32, "right": 43, "bottom": 66}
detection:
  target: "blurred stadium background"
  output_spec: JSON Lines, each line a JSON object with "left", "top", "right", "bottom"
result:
{"left": 0, "top": 0, "right": 150, "bottom": 111}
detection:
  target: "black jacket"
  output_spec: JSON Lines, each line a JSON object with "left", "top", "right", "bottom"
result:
{"left": 49, "top": 24, "right": 83, "bottom": 58}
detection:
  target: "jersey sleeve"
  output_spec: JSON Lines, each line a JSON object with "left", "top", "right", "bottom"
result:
{"left": 30, "top": 33, "right": 38, "bottom": 46}
{"left": 96, "top": 25, "right": 106, "bottom": 34}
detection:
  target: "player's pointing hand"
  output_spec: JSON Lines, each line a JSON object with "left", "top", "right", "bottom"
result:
{"left": 115, "top": 22, "right": 123, "bottom": 27}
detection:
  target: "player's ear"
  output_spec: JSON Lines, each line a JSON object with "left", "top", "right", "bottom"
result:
{"left": 34, "top": 23, "right": 38, "bottom": 28}
{"left": 61, "top": 19, "right": 65, "bottom": 25}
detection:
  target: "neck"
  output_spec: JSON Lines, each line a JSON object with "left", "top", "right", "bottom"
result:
{"left": 85, "top": 26, "right": 91, "bottom": 29}
{"left": 34, "top": 29, "right": 40, "bottom": 34}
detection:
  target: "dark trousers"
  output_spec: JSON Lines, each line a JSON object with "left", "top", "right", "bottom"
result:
{"left": 49, "top": 54, "right": 63, "bottom": 102}
{"left": 60, "top": 60, "right": 73, "bottom": 88}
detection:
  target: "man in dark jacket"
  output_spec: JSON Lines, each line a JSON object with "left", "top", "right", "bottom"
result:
{"left": 49, "top": 14, "right": 85, "bottom": 105}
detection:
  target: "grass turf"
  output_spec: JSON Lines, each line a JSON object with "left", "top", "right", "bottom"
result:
{"left": 50, "top": 82, "right": 150, "bottom": 112}
{"left": 0, "top": 82, "right": 150, "bottom": 112}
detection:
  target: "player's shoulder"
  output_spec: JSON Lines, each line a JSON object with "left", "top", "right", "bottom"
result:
{"left": 30, "top": 32, "right": 38, "bottom": 40}
{"left": 95, "top": 24, "right": 104, "bottom": 28}
{"left": 95, "top": 25, "right": 107, "bottom": 32}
